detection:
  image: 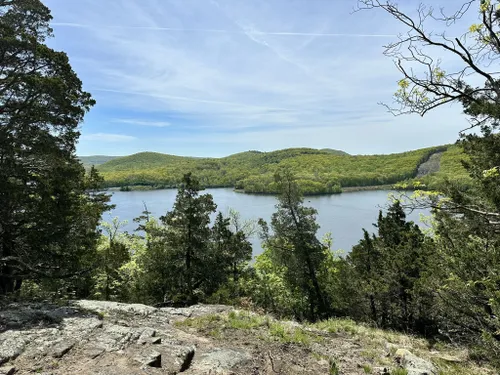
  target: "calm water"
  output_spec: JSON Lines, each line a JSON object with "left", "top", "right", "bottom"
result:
{"left": 105, "top": 188, "right": 430, "bottom": 256}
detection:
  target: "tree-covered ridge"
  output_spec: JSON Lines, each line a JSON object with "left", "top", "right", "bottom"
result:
{"left": 95, "top": 145, "right": 462, "bottom": 194}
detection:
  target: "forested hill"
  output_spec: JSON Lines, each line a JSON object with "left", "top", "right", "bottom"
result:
{"left": 94, "top": 145, "right": 468, "bottom": 194}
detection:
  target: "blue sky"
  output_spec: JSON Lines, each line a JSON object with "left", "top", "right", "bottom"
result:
{"left": 44, "top": 0, "right": 475, "bottom": 157}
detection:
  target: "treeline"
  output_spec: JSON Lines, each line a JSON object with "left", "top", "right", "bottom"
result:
{"left": 96, "top": 146, "right": 459, "bottom": 194}
{"left": 3, "top": 0, "right": 499, "bottom": 370}
{"left": 22, "top": 150, "right": 500, "bottom": 368}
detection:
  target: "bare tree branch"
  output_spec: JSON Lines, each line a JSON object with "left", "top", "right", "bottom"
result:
{"left": 356, "top": 0, "right": 500, "bottom": 129}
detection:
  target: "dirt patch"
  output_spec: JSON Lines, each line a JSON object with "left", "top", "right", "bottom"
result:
{"left": 416, "top": 152, "right": 444, "bottom": 178}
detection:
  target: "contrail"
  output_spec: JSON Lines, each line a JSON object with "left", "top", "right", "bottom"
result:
{"left": 52, "top": 22, "right": 395, "bottom": 38}
{"left": 92, "top": 88, "right": 292, "bottom": 111}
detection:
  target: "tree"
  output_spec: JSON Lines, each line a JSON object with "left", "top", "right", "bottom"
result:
{"left": 160, "top": 173, "right": 217, "bottom": 304}
{"left": 260, "top": 168, "right": 331, "bottom": 320}
{"left": 357, "top": 0, "right": 500, "bottom": 131}
{"left": 0, "top": 0, "right": 108, "bottom": 294}
{"left": 125, "top": 217, "right": 170, "bottom": 305}
{"left": 208, "top": 211, "right": 253, "bottom": 302}
{"left": 346, "top": 202, "right": 435, "bottom": 333}
{"left": 358, "top": 0, "right": 500, "bottom": 360}
{"left": 92, "top": 218, "right": 130, "bottom": 301}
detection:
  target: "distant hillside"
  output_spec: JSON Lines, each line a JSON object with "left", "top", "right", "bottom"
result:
{"left": 80, "top": 155, "right": 119, "bottom": 167}
{"left": 96, "top": 146, "right": 468, "bottom": 194}
{"left": 319, "top": 148, "right": 350, "bottom": 155}
{"left": 416, "top": 144, "right": 470, "bottom": 189}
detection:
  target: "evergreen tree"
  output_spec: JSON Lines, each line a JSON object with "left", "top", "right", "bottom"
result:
{"left": 0, "top": 0, "right": 109, "bottom": 294}
{"left": 128, "top": 217, "right": 170, "bottom": 305}
{"left": 357, "top": 0, "right": 500, "bottom": 358}
{"left": 160, "top": 173, "right": 216, "bottom": 304}
{"left": 347, "top": 202, "right": 435, "bottom": 333}
{"left": 208, "top": 212, "right": 253, "bottom": 302}
{"left": 260, "top": 168, "right": 331, "bottom": 320}
{"left": 428, "top": 133, "right": 500, "bottom": 358}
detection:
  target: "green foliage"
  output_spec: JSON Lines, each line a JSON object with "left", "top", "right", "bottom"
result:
{"left": 246, "top": 246, "right": 306, "bottom": 318}
{"left": 412, "top": 131, "right": 500, "bottom": 365}
{"left": 362, "top": 364, "right": 373, "bottom": 373}
{"left": 91, "top": 218, "right": 130, "bottom": 301}
{"left": 339, "top": 202, "right": 436, "bottom": 334}
{"left": 259, "top": 168, "right": 334, "bottom": 320}
{"left": 158, "top": 173, "right": 218, "bottom": 304}
{"left": 358, "top": 1, "right": 500, "bottom": 366}
{"left": 268, "top": 322, "right": 316, "bottom": 345}
{"left": 226, "top": 311, "right": 270, "bottom": 329}
{"left": 328, "top": 357, "right": 340, "bottom": 375}
{"left": 0, "top": 0, "right": 110, "bottom": 295}
{"left": 116, "top": 175, "right": 253, "bottom": 306}
{"left": 416, "top": 145, "right": 471, "bottom": 190}
{"left": 96, "top": 146, "right": 451, "bottom": 194}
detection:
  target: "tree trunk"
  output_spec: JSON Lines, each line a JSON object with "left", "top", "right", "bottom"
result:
{"left": 0, "top": 233, "right": 18, "bottom": 295}
{"left": 369, "top": 294, "right": 377, "bottom": 323}
{"left": 304, "top": 252, "right": 328, "bottom": 318}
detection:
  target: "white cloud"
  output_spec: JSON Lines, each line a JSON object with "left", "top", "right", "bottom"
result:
{"left": 81, "top": 133, "right": 136, "bottom": 142}
{"left": 45, "top": 0, "right": 475, "bottom": 155}
{"left": 47, "top": 0, "right": 402, "bottom": 130}
{"left": 112, "top": 118, "right": 171, "bottom": 127}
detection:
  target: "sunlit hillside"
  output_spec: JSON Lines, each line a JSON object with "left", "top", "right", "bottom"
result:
{"left": 94, "top": 145, "right": 469, "bottom": 194}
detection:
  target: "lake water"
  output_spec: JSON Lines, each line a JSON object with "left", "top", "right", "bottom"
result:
{"left": 105, "top": 188, "right": 431, "bottom": 256}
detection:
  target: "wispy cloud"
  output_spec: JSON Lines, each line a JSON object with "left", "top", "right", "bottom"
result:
{"left": 81, "top": 133, "right": 136, "bottom": 142}
{"left": 52, "top": 22, "right": 396, "bottom": 38}
{"left": 112, "top": 119, "right": 171, "bottom": 127}
{"left": 44, "top": 0, "right": 471, "bottom": 156}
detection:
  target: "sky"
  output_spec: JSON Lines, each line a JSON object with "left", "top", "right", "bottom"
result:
{"left": 43, "top": 0, "right": 477, "bottom": 157}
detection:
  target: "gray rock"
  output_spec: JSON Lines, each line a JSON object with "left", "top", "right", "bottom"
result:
{"left": 373, "top": 367, "right": 391, "bottom": 375}
{"left": 0, "top": 366, "right": 16, "bottom": 375}
{"left": 74, "top": 300, "right": 158, "bottom": 317}
{"left": 0, "top": 333, "right": 26, "bottom": 365}
{"left": 134, "top": 350, "right": 162, "bottom": 368}
{"left": 395, "top": 349, "right": 437, "bottom": 375}
{"left": 151, "top": 337, "right": 162, "bottom": 345}
{"left": 138, "top": 328, "right": 156, "bottom": 345}
{"left": 92, "top": 324, "right": 142, "bottom": 352}
{"left": 50, "top": 340, "right": 75, "bottom": 358}
{"left": 160, "top": 304, "right": 232, "bottom": 321}
{"left": 433, "top": 354, "right": 464, "bottom": 363}
{"left": 160, "top": 344, "right": 196, "bottom": 373}
{"left": 83, "top": 348, "right": 105, "bottom": 359}
{"left": 190, "top": 348, "right": 252, "bottom": 373}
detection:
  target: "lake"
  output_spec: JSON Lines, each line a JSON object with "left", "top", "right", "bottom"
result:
{"left": 105, "top": 188, "right": 431, "bottom": 256}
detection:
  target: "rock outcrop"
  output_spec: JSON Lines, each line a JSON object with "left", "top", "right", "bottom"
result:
{"left": 0, "top": 300, "right": 490, "bottom": 375}
{"left": 0, "top": 301, "right": 235, "bottom": 374}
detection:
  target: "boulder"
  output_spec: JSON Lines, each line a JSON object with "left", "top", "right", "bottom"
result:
{"left": 188, "top": 348, "right": 252, "bottom": 374}
{"left": 395, "top": 348, "right": 437, "bottom": 375}
{"left": 133, "top": 349, "right": 162, "bottom": 368}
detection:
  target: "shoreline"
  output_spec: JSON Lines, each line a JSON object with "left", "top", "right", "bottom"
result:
{"left": 104, "top": 184, "right": 402, "bottom": 195}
